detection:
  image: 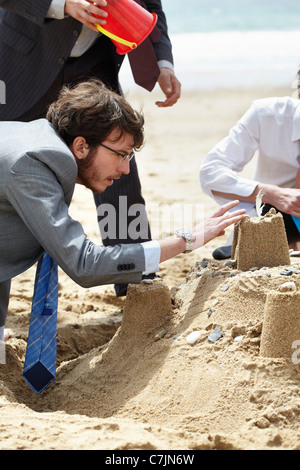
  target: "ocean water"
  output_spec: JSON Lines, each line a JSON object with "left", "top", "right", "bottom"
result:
{"left": 162, "top": 0, "right": 300, "bottom": 34}
{"left": 120, "top": 0, "right": 300, "bottom": 91}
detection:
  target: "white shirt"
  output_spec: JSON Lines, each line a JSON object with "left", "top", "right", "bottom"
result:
{"left": 200, "top": 96, "right": 300, "bottom": 213}
{"left": 142, "top": 240, "right": 160, "bottom": 274}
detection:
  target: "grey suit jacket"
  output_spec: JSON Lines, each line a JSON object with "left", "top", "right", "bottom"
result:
{"left": 0, "top": 119, "right": 145, "bottom": 286}
{"left": 0, "top": 0, "right": 173, "bottom": 120}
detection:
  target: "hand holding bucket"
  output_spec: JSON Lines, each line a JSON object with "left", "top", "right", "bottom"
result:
{"left": 90, "top": 0, "right": 158, "bottom": 55}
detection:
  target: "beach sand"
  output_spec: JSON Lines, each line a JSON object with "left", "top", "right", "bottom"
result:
{"left": 1, "top": 86, "right": 300, "bottom": 450}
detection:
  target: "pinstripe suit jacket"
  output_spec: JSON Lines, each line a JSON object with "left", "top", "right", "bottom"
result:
{"left": 0, "top": 119, "right": 145, "bottom": 286}
{"left": 0, "top": 0, "right": 173, "bottom": 120}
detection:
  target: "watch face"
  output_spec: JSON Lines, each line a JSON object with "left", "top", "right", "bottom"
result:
{"left": 176, "top": 229, "right": 193, "bottom": 241}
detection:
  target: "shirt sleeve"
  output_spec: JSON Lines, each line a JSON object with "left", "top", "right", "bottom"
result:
{"left": 200, "top": 103, "right": 261, "bottom": 204}
{"left": 157, "top": 60, "right": 174, "bottom": 71}
{"left": 141, "top": 240, "right": 161, "bottom": 274}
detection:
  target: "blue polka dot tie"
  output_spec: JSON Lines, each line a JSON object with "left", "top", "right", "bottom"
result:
{"left": 23, "top": 252, "right": 58, "bottom": 394}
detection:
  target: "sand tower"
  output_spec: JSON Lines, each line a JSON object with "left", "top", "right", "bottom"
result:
{"left": 232, "top": 208, "right": 290, "bottom": 271}
{"left": 121, "top": 279, "right": 172, "bottom": 336}
{"left": 260, "top": 291, "right": 300, "bottom": 359}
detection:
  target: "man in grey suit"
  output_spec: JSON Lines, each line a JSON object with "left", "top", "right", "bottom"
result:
{"left": 0, "top": 0, "right": 181, "bottom": 296}
{"left": 0, "top": 80, "right": 246, "bottom": 342}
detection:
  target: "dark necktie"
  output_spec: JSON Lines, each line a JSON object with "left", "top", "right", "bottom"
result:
{"left": 127, "top": 0, "right": 161, "bottom": 91}
{"left": 23, "top": 252, "right": 58, "bottom": 394}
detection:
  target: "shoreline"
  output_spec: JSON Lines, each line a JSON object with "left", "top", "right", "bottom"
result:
{"left": 119, "top": 29, "right": 300, "bottom": 92}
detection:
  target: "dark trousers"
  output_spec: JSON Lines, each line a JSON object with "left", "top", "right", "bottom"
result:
{"left": 0, "top": 280, "right": 11, "bottom": 327}
{"left": 261, "top": 204, "right": 300, "bottom": 244}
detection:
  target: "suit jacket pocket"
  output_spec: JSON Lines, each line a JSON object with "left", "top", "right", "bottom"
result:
{"left": 0, "top": 20, "right": 35, "bottom": 54}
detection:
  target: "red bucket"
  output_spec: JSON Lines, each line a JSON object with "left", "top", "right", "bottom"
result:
{"left": 91, "top": 0, "right": 157, "bottom": 55}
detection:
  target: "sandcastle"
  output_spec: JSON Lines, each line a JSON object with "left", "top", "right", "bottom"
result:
{"left": 231, "top": 208, "right": 300, "bottom": 359}
{"left": 260, "top": 291, "right": 300, "bottom": 358}
{"left": 232, "top": 208, "right": 290, "bottom": 271}
{"left": 121, "top": 278, "right": 172, "bottom": 336}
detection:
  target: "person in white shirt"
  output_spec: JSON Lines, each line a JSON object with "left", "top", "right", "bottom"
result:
{"left": 200, "top": 96, "right": 300, "bottom": 259}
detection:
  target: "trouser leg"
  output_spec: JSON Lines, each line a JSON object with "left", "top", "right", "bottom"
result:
{"left": 94, "top": 157, "right": 151, "bottom": 246}
{"left": 94, "top": 158, "right": 152, "bottom": 297}
{"left": 0, "top": 280, "right": 11, "bottom": 329}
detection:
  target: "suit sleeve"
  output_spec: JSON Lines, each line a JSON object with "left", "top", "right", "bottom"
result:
{"left": 5, "top": 153, "right": 145, "bottom": 288}
{"left": 143, "top": 0, "right": 174, "bottom": 64}
{"left": 0, "top": 0, "right": 52, "bottom": 26}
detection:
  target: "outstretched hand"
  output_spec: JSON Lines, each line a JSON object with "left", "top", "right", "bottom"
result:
{"left": 192, "top": 200, "right": 246, "bottom": 249}
{"left": 159, "top": 200, "right": 246, "bottom": 263}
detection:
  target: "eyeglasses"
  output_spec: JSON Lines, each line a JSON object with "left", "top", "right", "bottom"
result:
{"left": 100, "top": 143, "right": 135, "bottom": 163}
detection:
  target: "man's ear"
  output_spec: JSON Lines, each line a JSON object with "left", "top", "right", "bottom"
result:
{"left": 70, "top": 136, "right": 89, "bottom": 160}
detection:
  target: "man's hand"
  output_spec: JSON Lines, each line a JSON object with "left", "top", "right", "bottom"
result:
{"left": 158, "top": 200, "right": 245, "bottom": 263}
{"left": 259, "top": 184, "right": 300, "bottom": 217}
{"left": 193, "top": 200, "right": 246, "bottom": 248}
{"left": 65, "top": 0, "right": 108, "bottom": 31}
{"left": 213, "top": 182, "right": 300, "bottom": 218}
{"left": 156, "top": 68, "right": 181, "bottom": 108}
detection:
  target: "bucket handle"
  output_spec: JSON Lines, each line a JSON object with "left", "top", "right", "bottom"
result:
{"left": 96, "top": 24, "right": 137, "bottom": 50}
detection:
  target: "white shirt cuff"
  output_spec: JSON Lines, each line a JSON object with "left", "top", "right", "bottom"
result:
{"left": 46, "top": 0, "right": 66, "bottom": 19}
{"left": 157, "top": 60, "right": 174, "bottom": 71}
{"left": 0, "top": 326, "right": 4, "bottom": 342}
{"left": 141, "top": 240, "right": 161, "bottom": 275}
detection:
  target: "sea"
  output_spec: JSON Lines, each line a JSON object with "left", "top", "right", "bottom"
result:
{"left": 120, "top": 0, "right": 300, "bottom": 91}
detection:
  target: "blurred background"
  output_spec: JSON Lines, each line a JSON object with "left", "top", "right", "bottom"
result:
{"left": 120, "top": 0, "right": 300, "bottom": 92}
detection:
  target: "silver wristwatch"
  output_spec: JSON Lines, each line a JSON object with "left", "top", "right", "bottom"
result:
{"left": 175, "top": 228, "right": 194, "bottom": 253}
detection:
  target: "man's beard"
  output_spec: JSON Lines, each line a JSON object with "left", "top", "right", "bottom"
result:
{"left": 76, "top": 147, "right": 99, "bottom": 192}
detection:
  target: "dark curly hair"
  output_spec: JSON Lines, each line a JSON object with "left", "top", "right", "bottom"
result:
{"left": 46, "top": 78, "right": 144, "bottom": 150}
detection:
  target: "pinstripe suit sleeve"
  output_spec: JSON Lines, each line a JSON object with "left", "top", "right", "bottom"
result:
{"left": 0, "top": 0, "right": 52, "bottom": 25}
{"left": 143, "top": 0, "right": 173, "bottom": 64}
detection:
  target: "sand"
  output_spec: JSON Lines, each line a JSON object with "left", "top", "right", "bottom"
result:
{"left": 1, "top": 86, "right": 300, "bottom": 451}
